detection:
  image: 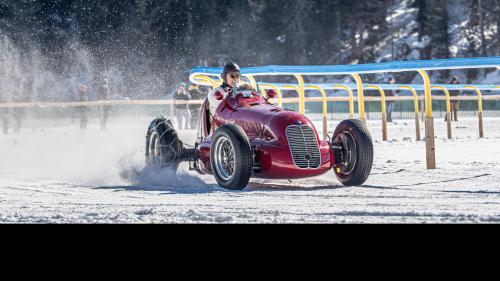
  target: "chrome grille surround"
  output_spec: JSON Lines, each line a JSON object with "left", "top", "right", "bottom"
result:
{"left": 285, "top": 125, "right": 321, "bottom": 169}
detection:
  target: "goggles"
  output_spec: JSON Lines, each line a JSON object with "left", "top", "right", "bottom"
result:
{"left": 229, "top": 73, "right": 241, "bottom": 79}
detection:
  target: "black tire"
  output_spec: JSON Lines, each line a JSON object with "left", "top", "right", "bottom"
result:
{"left": 211, "top": 124, "right": 253, "bottom": 190}
{"left": 332, "top": 119, "right": 374, "bottom": 186}
{"left": 145, "top": 117, "right": 182, "bottom": 171}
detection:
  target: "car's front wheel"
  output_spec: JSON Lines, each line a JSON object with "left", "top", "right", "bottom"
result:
{"left": 332, "top": 119, "right": 374, "bottom": 186}
{"left": 211, "top": 124, "right": 253, "bottom": 190}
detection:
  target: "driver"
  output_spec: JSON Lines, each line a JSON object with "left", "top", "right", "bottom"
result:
{"left": 208, "top": 62, "right": 255, "bottom": 115}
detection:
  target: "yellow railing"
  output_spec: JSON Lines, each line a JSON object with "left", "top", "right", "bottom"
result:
{"left": 295, "top": 75, "right": 306, "bottom": 115}
{"left": 306, "top": 85, "right": 329, "bottom": 140}
{"left": 245, "top": 75, "right": 258, "bottom": 92}
{"left": 464, "top": 86, "right": 484, "bottom": 114}
{"left": 192, "top": 74, "right": 221, "bottom": 88}
{"left": 464, "top": 86, "right": 485, "bottom": 138}
{"left": 333, "top": 84, "right": 355, "bottom": 119}
{"left": 366, "top": 85, "right": 388, "bottom": 141}
{"left": 432, "top": 86, "right": 452, "bottom": 115}
{"left": 432, "top": 86, "right": 453, "bottom": 139}
{"left": 351, "top": 74, "right": 366, "bottom": 123}
{"left": 399, "top": 86, "right": 420, "bottom": 115}
{"left": 186, "top": 73, "right": 495, "bottom": 152}
{"left": 399, "top": 86, "right": 421, "bottom": 141}
{"left": 190, "top": 58, "right": 500, "bottom": 171}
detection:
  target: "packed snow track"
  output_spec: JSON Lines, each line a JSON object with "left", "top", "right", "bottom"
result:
{"left": 1, "top": 117, "right": 500, "bottom": 223}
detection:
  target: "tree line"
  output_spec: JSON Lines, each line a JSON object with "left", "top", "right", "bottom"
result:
{"left": 0, "top": 0, "right": 499, "bottom": 98}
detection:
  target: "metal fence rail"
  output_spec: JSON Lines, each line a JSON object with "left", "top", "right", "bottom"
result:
{"left": 2, "top": 95, "right": 499, "bottom": 108}
{"left": 190, "top": 57, "right": 500, "bottom": 169}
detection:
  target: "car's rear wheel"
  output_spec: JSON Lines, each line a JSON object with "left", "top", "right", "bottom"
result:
{"left": 333, "top": 119, "right": 374, "bottom": 186}
{"left": 211, "top": 124, "right": 253, "bottom": 190}
{"left": 145, "top": 117, "right": 182, "bottom": 171}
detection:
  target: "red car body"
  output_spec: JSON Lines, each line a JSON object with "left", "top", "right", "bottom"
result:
{"left": 196, "top": 91, "right": 335, "bottom": 179}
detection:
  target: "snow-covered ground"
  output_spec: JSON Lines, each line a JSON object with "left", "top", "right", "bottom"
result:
{"left": 1, "top": 115, "right": 500, "bottom": 223}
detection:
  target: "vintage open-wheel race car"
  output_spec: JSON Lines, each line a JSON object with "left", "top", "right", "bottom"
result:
{"left": 145, "top": 88, "right": 373, "bottom": 190}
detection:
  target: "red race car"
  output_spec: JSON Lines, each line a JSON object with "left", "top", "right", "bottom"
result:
{"left": 146, "top": 89, "right": 373, "bottom": 190}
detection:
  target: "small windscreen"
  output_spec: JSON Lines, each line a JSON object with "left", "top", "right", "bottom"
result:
{"left": 239, "top": 90, "right": 255, "bottom": 98}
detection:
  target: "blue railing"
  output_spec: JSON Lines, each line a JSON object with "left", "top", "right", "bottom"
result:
{"left": 190, "top": 56, "right": 500, "bottom": 77}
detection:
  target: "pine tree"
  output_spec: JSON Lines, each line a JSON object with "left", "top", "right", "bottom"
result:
{"left": 478, "top": 0, "right": 488, "bottom": 56}
{"left": 496, "top": 0, "right": 500, "bottom": 55}
{"left": 1, "top": 0, "right": 499, "bottom": 98}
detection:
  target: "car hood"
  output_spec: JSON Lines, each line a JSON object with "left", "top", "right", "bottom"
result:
{"left": 230, "top": 104, "right": 318, "bottom": 145}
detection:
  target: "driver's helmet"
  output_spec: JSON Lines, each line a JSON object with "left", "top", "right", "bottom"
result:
{"left": 221, "top": 62, "right": 241, "bottom": 82}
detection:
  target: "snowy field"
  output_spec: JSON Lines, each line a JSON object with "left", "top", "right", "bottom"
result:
{"left": 1, "top": 115, "right": 500, "bottom": 223}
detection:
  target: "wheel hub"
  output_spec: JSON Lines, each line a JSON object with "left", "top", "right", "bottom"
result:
{"left": 334, "top": 131, "right": 357, "bottom": 174}
{"left": 214, "top": 136, "right": 235, "bottom": 181}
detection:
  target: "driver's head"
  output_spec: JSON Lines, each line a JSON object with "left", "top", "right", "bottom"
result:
{"left": 79, "top": 83, "right": 88, "bottom": 93}
{"left": 222, "top": 62, "right": 241, "bottom": 87}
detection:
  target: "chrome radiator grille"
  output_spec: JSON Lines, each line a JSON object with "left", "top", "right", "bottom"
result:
{"left": 286, "top": 125, "right": 321, "bottom": 169}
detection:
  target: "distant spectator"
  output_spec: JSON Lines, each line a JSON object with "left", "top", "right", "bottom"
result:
{"left": 99, "top": 78, "right": 112, "bottom": 130}
{"left": 188, "top": 84, "right": 207, "bottom": 128}
{"left": 11, "top": 92, "right": 26, "bottom": 134}
{"left": 1, "top": 115, "right": 7, "bottom": 134}
{"left": 78, "top": 83, "right": 89, "bottom": 130}
{"left": 174, "top": 83, "right": 192, "bottom": 130}
{"left": 386, "top": 76, "right": 397, "bottom": 123}
{"left": 1, "top": 105, "right": 8, "bottom": 135}
{"left": 188, "top": 84, "right": 206, "bottom": 100}
{"left": 447, "top": 76, "right": 461, "bottom": 122}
